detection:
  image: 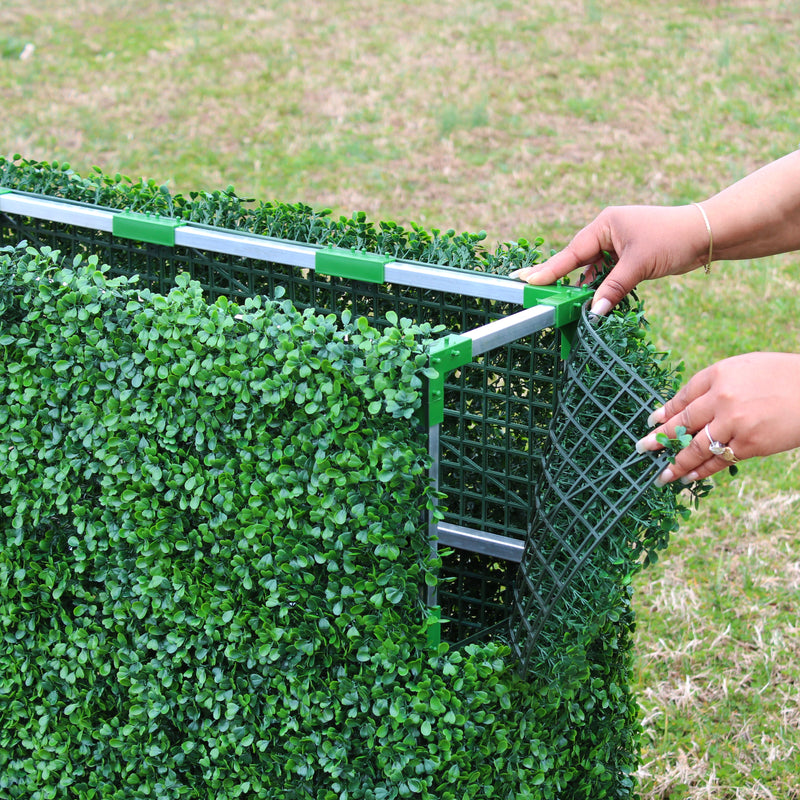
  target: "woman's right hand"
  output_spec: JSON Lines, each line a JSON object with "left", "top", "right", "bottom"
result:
{"left": 511, "top": 204, "right": 712, "bottom": 315}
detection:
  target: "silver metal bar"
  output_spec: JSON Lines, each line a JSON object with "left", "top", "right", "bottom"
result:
{"left": 175, "top": 226, "right": 317, "bottom": 269}
{"left": 436, "top": 522, "right": 525, "bottom": 563}
{"left": 427, "top": 423, "right": 441, "bottom": 607}
{"left": 462, "top": 304, "right": 555, "bottom": 356}
{"left": 0, "top": 191, "right": 536, "bottom": 306}
{"left": 384, "top": 261, "right": 526, "bottom": 304}
{"left": 0, "top": 192, "right": 115, "bottom": 232}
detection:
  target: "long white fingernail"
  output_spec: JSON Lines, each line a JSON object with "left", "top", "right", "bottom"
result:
{"left": 589, "top": 297, "right": 612, "bottom": 317}
{"left": 680, "top": 471, "right": 700, "bottom": 485}
{"left": 647, "top": 407, "right": 665, "bottom": 427}
{"left": 635, "top": 434, "right": 658, "bottom": 454}
{"left": 654, "top": 468, "right": 674, "bottom": 487}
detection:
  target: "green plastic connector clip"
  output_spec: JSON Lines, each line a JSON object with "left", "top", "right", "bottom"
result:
{"left": 426, "top": 605, "right": 442, "bottom": 651}
{"left": 315, "top": 246, "right": 391, "bottom": 284}
{"left": 427, "top": 334, "right": 473, "bottom": 426}
{"left": 522, "top": 283, "right": 594, "bottom": 327}
{"left": 0, "top": 187, "right": 12, "bottom": 196}
{"left": 112, "top": 211, "right": 185, "bottom": 247}
{"left": 523, "top": 283, "right": 594, "bottom": 359}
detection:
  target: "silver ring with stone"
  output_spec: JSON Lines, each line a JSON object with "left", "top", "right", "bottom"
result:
{"left": 704, "top": 423, "right": 738, "bottom": 463}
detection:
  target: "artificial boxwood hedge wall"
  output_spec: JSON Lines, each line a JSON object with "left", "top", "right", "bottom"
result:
{"left": 0, "top": 160, "right": 705, "bottom": 799}
{"left": 0, "top": 241, "right": 630, "bottom": 799}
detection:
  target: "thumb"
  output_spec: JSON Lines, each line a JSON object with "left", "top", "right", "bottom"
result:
{"left": 516, "top": 216, "right": 615, "bottom": 286}
{"left": 589, "top": 259, "right": 640, "bottom": 316}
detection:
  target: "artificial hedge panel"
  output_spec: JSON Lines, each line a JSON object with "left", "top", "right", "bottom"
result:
{"left": 0, "top": 243, "right": 445, "bottom": 797}
{"left": 0, "top": 161, "right": 710, "bottom": 798}
{"left": 511, "top": 304, "right": 708, "bottom": 669}
{"left": 0, "top": 156, "right": 540, "bottom": 274}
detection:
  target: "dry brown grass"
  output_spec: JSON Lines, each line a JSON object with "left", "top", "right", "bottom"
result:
{"left": 634, "top": 480, "right": 800, "bottom": 798}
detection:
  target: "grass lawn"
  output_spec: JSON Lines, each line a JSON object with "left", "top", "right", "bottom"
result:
{"left": 2, "top": 1, "right": 799, "bottom": 796}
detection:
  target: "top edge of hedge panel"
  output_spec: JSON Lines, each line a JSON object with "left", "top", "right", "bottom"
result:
{"left": 0, "top": 187, "right": 592, "bottom": 315}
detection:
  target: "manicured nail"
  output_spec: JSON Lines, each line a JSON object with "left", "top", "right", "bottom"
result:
{"left": 647, "top": 406, "right": 665, "bottom": 427}
{"left": 654, "top": 468, "right": 674, "bottom": 487}
{"left": 680, "top": 471, "right": 700, "bottom": 485}
{"left": 589, "top": 297, "right": 612, "bottom": 317}
{"left": 635, "top": 434, "right": 658, "bottom": 454}
{"left": 509, "top": 267, "right": 533, "bottom": 280}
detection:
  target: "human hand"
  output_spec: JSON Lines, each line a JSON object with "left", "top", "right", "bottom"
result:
{"left": 511, "top": 205, "right": 711, "bottom": 315}
{"left": 634, "top": 352, "right": 800, "bottom": 485}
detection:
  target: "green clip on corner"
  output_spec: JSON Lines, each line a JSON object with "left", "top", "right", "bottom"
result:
{"left": 523, "top": 283, "right": 594, "bottom": 359}
{"left": 426, "top": 605, "right": 442, "bottom": 651}
{"left": 315, "top": 246, "right": 392, "bottom": 284}
{"left": 112, "top": 211, "right": 185, "bottom": 247}
{"left": 427, "top": 334, "right": 473, "bottom": 426}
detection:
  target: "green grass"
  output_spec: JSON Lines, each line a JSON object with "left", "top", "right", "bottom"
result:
{"left": 2, "top": 1, "right": 800, "bottom": 796}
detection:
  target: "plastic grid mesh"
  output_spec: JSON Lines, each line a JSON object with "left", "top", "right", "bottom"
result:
{"left": 509, "top": 306, "right": 669, "bottom": 671}
{"left": 0, "top": 212, "right": 563, "bottom": 642}
{"left": 437, "top": 550, "right": 518, "bottom": 643}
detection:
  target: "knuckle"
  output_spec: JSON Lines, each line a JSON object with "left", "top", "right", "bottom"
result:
{"left": 601, "top": 275, "right": 628, "bottom": 299}
{"left": 600, "top": 205, "right": 623, "bottom": 223}
{"left": 661, "top": 387, "right": 688, "bottom": 421}
{"left": 679, "top": 406, "right": 698, "bottom": 433}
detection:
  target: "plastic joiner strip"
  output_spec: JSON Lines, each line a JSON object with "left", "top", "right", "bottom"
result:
{"left": 315, "top": 246, "right": 392, "bottom": 283}
{"left": 112, "top": 211, "right": 186, "bottom": 247}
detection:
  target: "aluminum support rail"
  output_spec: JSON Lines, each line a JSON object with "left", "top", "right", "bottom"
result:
{"left": 436, "top": 523, "right": 524, "bottom": 563}
{"left": 384, "top": 261, "right": 527, "bottom": 305}
{"left": 462, "top": 304, "right": 555, "bottom": 357}
{"left": 0, "top": 192, "right": 115, "bottom": 233}
{"left": 175, "top": 226, "right": 317, "bottom": 270}
{"left": 0, "top": 190, "right": 531, "bottom": 305}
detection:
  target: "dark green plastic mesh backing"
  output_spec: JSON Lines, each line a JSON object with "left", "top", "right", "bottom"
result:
{"left": 0, "top": 210, "right": 562, "bottom": 644}
{"left": 508, "top": 306, "right": 670, "bottom": 672}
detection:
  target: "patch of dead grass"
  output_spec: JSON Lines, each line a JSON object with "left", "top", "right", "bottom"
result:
{"left": 635, "top": 485, "right": 800, "bottom": 799}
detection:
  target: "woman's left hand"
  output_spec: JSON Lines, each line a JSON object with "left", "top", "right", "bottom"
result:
{"left": 635, "top": 352, "right": 800, "bottom": 485}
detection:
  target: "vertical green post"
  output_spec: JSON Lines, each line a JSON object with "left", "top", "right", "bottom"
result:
{"left": 427, "top": 334, "right": 472, "bottom": 426}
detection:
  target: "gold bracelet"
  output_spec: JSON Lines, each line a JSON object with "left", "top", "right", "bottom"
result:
{"left": 692, "top": 202, "right": 713, "bottom": 274}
